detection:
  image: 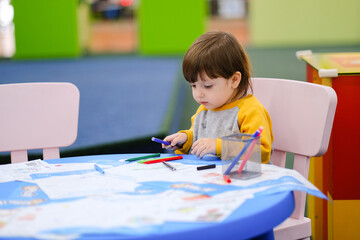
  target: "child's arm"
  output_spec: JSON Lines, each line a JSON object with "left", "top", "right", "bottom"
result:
{"left": 237, "top": 102, "right": 273, "bottom": 163}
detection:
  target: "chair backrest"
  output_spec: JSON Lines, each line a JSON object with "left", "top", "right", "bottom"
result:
{"left": 0, "top": 82, "right": 80, "bottom": 163}
{"left": 251, "top": 77, "right": 337, "bottom": 219}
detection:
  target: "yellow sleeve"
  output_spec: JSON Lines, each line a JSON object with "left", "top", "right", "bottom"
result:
{"left": 216, "top": 138, "right": 222, "bottom": 156}
{"left": 175, "top": 130, "right": 193, "bottom": 154}
{"left": 237, "top": 98, "right": 273, "bottom": 163}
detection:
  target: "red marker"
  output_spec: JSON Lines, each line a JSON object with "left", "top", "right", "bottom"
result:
{"left": 142, "top": 156, "right": 183, "bottom": 164}
{"left": 223, "top": 175, "right": 231, "bottom": 183}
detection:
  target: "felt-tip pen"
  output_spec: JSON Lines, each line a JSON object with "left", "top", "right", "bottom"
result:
{"left": 151, "top": 137, "right": 170, "bottom": 145}
{"left": 141, "top": 156, "right": 183, "bottom": 164}
{"left": 162, "top": 161, "right": 176, "bottom": 171}
{"left": 94, "top": 164, "right": 105, "bottom": 174}
{"left": 197, "top": 164, "right": 216, "bottom": 171}
{"left": 125, "top": 153, "right": 161, "bottom": 162}
{"left": 223, "top": 175, "right": 231, "bottom": 183}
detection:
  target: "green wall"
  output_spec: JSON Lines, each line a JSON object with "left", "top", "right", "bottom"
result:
{"left": 249, "top": 0, "right": 360, "bottom": 47}
{"left": 13, "top": 0, "right": 80, "bottom": 59}
{"left": 137, "top": 0, "right": 207, "bottom": 55}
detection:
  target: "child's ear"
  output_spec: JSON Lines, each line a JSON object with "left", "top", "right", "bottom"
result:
{"left": 231, "top": 71, "right": 241, "bottom": 88}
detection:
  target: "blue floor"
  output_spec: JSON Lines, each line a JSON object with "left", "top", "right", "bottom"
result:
{"left": 0, "top": 56, "right": 182, "bottom": 157}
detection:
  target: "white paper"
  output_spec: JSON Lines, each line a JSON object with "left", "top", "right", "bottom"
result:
{"left": 34, "top": 171, "right": 140, "bottom": 199}
{"left": 0, "top": 158, "right": 327, "bottom": 239}
{"left": 0, "top": 194, "right": 165, "bottom": 238}
{"left": 0, "top": 160, "right": 51, "bottom": 183}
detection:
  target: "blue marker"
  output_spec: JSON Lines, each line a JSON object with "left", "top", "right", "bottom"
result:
{"left": 151, "top": 137, "right": 170, "bottom": 146}
{"left": 94, "top": 164, "right": 105, "bottom": 174}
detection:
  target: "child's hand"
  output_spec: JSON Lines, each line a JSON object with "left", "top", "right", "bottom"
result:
{"left": 191, "top": 138, "right": 216, "bottom": 158}
{"left": 163, "top": 133, "right": 187, "bottom": 150}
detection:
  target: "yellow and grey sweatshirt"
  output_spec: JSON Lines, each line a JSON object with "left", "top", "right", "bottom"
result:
{"left": 175, "top": 94, "right": 273, "bottom": 163}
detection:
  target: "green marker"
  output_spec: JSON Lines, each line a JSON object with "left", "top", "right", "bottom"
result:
{"left": 125, "top": 153, "right": 161, "bottom": 162}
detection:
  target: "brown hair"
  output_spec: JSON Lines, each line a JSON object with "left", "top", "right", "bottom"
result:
{"left": 182, "top": 31, "right": 252, "bottom": 98}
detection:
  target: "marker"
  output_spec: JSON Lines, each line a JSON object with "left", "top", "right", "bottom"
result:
{"left": 162, "top": 161, "right": 176, "bottom": 171}
{"left": 224, "top": 127, "right": 263, "bottom": 175}
{"left": 151, "top": 137, "right": 170, "bottom": 145}
{"left": 138, "top": 156, "right": 182, "bottom": 163}
{"left": 141, "top": 156, "right": 183, "bottom": 164}
{"left": 94, "top": 164, "right": 105, "bottom": 174}
{"left": 197, "top": 164, "right": 216, "bottom": 171}
{"left": 237, "top": 127, "right": 264, "bottom": 173}
{"left": 125, "top": 153, "right": 161, "bottom": 162}
{"left": 223, "top": 175, "right": 231, "bottom": 183}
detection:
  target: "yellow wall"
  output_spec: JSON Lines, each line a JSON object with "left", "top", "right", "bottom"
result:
{"left": 249, "top": 0, "right": 360, "bottom": 47}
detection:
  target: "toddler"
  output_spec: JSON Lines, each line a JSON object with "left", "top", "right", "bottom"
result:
{"left": 163, "top": 31, "right": 273, "bottom": 163}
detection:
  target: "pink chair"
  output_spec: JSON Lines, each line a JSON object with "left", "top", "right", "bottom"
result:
{"left": 0, "top": 82, "right": 80, "bottom": 163}
{"left": 251, "top": 78, "right": 337, "bottom": 240}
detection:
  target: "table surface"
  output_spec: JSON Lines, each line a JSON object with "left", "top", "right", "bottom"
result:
{"left": 0, "top": 154, "right": 295, "bottom": 240}
{"left": 302, "top": 52, "right": 360, "bottom": 75}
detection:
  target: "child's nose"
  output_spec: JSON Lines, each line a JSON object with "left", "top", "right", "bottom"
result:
{"left": 196, "top": 89, "right": 205, "bottom": 98}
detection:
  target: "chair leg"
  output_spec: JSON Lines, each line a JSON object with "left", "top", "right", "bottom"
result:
{"left": 292, "top": 155, "right": 310, "bottom": 219}
{"left": 43, "top": 147, "right": 60, "bottom": 160}
{"left": 270, "top": 150, "right": 286, "bottom": 168}
{"left": 11, "top": 150, "right": 28, "bottom": 163}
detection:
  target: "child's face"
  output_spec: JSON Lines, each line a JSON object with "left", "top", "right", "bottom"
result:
{"left": 190, "top": 73, "right": 239, "bottom": 109}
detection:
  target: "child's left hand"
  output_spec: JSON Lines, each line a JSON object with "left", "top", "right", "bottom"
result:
{"left": 191, "top": 138, "right": 216, "bottom": 158}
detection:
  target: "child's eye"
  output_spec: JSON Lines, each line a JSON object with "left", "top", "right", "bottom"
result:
{"left": 190, "top": 84, "right": 196, "bottom": 88}
{"left": 204, "top": 85, "right": 213, "bottom": 89}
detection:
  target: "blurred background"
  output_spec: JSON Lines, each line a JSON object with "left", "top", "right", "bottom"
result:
{"left": 0, "top": 0, "right": 360, "bottom": 160}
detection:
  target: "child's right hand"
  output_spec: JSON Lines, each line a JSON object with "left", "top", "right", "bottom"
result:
{"left": 163, "top": 133, "right": 187, "bottom": 150}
